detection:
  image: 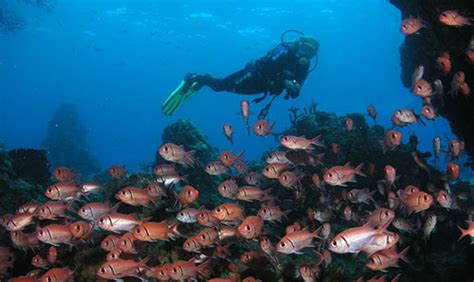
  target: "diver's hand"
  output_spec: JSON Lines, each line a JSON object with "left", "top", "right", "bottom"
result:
{"left": 284, "top": 79, "right": 300, "bottom": 99}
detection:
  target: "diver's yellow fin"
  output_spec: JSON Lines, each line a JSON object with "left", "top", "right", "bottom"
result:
{"left": 162, "top": 81, "right": 201, "bottom": 116}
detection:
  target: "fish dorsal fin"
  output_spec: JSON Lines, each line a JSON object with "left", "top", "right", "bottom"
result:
{"left": 344, "top": 162, "right": 351, "bottom": 167}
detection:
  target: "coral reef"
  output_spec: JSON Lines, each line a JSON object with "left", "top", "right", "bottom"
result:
{"left": 41, "top": 103, "right": 100, "bottom": 178}
{"left": 1, "top": 107, "right": 473, "bottom": 281}
{"left": 389, "top": 0, "right": 474, "bottom": 165}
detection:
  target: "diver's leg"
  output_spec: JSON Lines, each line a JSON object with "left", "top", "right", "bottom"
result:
{"left": 189, "top": 69, "right": 266, "bottom": 94}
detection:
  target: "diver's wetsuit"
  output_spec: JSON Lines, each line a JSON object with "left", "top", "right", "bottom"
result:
{"left": 184, "top": 42, "right": 310, "bottom": 102}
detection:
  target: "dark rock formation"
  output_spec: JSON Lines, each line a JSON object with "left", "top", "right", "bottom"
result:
{"left": 41, "top": 103, "right": 100, "bottom": 178}
{"left": 390, "top": 0, "right": 474, "bottom": 165}
{"left": 8, "top": 149, "right": 50, "bottom": 186}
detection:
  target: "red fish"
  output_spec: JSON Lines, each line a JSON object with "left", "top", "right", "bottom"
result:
{"left": 145, "top": 182, "right": 166, "bottom": 198}
{"left": 436, "top": 52, "right": 451, "bottom": 74}
{"left": 345, "top": 118, "right": 354, "bottom": 132}
{"left": 195, "top": 228, "right": 219, "bottom": 247}
{"left": 413, "top": 79, "right": 432, "bottom": 97}
{"left": 257, "top": 205, "right": 290, "bottom": 222}
{"left": 115, "top": 186, "right": 158, "bottom": 207}
{"left": 254, "top": 119, "right": 275, "bottom": 137}
{"left": 45, "top": 183, "right": 80, "bottom": 201}
{"left": 262, "top": 162, "right": 289, "bottom": 179}
{"left": 212, "top": 203, "right": 245, "bottom": 222}
{"left": 392, "top": 109, "right": 423, "bottom": 127}
{"left": 446, "top": 162, "right": 459, "bottom": 180}
{"left": 133, "top": 221, "right": 179, "bottom": 242}
{"left": 40, "top": 267, "right": 74, "bottom": 282}
{"left": 382, "top": 129, "right": 402, "bottom": 153}
{"left": 205, "top": 161, "right": 229, "bottom": 175}
{"left": 158, "top": 143, "right": 195, "bottom": 166}
{"left": 36, "top": 224, "right": 74, "bottom": 246}
{"left": 439, "top": 10, "right": 472, "bottom": 27}
{"left": 236, "top": 186, "right": 271, "bottom": 202}
{"left": 78, "top": 202, "right": 118, "bottom": 221}
{"left": 52, "top": 167, "right": 78, "bottom": 182}
{"left": 400, "top": 191, "right": 433, "bottom": 214}
{"left": 281, "top": 135, "right": 324, "bottom": 150}
{"left": 217, "top": 179, "right": 239, "bottom": 199}
{"left": 96, "top": 258, "right": 149, "bottom": 280}
{"left": 220, "top": 151, "right": 244, "bottom": 167}
{"left": 223, "top": 124, "right": 233, "bottom": 144}
{"left": 367, "top": 104, "right": 377, "bottom": 123}
{"left": 384, "top": 165, "right": 397, "bottom": 189}
{"left": 457, "top": 221, "right": 474, "bottom": 243}
{"left": 366, "top": 247, "right": 410, "bottom": 271}
{"left": 153, "top": 164, "right": 177, "bottom": 176}
{"left": 421, "top": 105, "right": 437, "bottom": 120}
{"left": 79, "top": 182, "right": 102, "bottom": 195}
{"left": 276, "top": 227, "right": 318, "bottom": 254}
{"left": 196, "top": 210, "right": 221, "bottom": 227}
{"left": 174, "top": 185, "right": 199, "bottom": 206}
{"left": 97, "top": 213, "right": 145, "bottom": 233}
{"left": 266, "top": 151, "right": 289, "bottom": 164}
{"left": 69, "top": 220, "right": 93, "bottom": 240}
{"left": 47, "top": 246, "right": 57, "bottom": 264}
{"left": 167, "top": 259, "right": 209, "bottom": 280}
{"left": 400, "top": 17, "right": 425, "bottom": 34}
{"left": 5, "top": 212, "right": 35, "bottom": 231}
{"left": 323, "top": 162, "right": 366, "bottom": 187}
{"left": 241, "top": 100, "right": 251, "bottom": 135}
{"left": 108, "top": 165, "right": 127, "bottom": 178}
{"left": 238, "top": 216, "right": 263, "bottom": 240}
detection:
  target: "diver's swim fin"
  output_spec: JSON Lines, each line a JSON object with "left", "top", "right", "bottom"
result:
{"left": 162, "top": 81, "right": 200, "bottom": 116}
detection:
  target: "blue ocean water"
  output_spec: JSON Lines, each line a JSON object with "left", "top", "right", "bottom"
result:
{"left": 0, "top": 0, "right": 454, "bottom": 172}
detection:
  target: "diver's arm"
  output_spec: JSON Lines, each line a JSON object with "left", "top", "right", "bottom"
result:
{"left": 283, "top": 70, "right": 308, "bottom": 99}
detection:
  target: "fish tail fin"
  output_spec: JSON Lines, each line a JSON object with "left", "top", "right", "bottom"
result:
{"left": 282, "top": 209, "right": 291, "bottom": 218}
{"left": 311, "top": 134, "right": 325, "bottom": 147}
{"left": 196, "top": 260, "right": 211, "bottom": 278}
{"left": 168, "top": 223, "right": 182, "bottom": 239}
{"left": 184, "top": 151, "right": 196, "bottom": 167}
{"left": 457, "top": 226, "right": 468, "bottom": 241}
{"left": 354, "top": 163, "right": 367, "bottom": 177}
{"left": 65, "top": 198, "right": 77, "bottom": 213}
{"left": 399, "top": 246, "right": 410, "bottom": 263}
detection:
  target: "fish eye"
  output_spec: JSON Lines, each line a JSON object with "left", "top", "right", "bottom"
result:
{"left": 122, "top": 191, "right": 126, "bottom": 195}
{"left": 100, "top": 267, "right": 106, "bottom": 273}
{"left": 40, "top": 231, "right": 44, "bottom": 236}
{"left": 172, "top": 267, "right": 178, "bottom": 273}
{"left": 164, "top": 147, "right": 169, "bottom": 152}
{"left": 201, "top": 234, "right": 206, "bottom": 240}
{"left": 100, "top": 218, "right": 104, "bottom": 223}
{"left": 385, "top": 211, "right": 389, "bottom": 216}
{"left": 187, "top": 190, "right": 192, "bottom": 195}
{"left": 159, "top": 271, "right": 165, "bottom": 276}
{"left": 280, "top": 242, "right": 286, "bottom": 247}
{"left": 332, "top": 241, "right": 337, "bottom": 246}
{"left": 179, "top": 212, "right": 184, "bottom": 217}
{"left": 441, "top": 12, "right": 447, "bottom": 17}
{"left": 216, "top": 208, "right": 221, "bottom": 212}
{"left": 370, "top": 258, "right": 375, "bottom": 263}
{"left": 105, "top": 241, "right": 109, "bottom": 246}
{"left": 402, "top": 24, "right": 407, "bottom": 29}
{"left": 200, "top": 213, "right": 205, "bottom": 218}
{"left": 47, "top": 277, "right": 52, "bottom": 282}
{"left": 207, "top": 165, "right": 211, "bottom": 169}
{"left": 417, "top": 85, "right": 422, "bottom": 90}
{"left": 245, "top": 225, "right": 251, "bottom": 231}
{"left": 186, "top": 242, "right": 191, "bottom": 247}
{"left": 328, "top": 173, "right": 332, "bottom": 177}
{"left": 424, "top": 195, "right": 428, "bottom": 200}
{"left": 265, "top": 168, "right": 269, "bottom": 172}
{"left": 136, "top": 228, "right": 141, "bottom": 233}
{"left": 76, "top": 225, "right": 81, "bottom": 231}
{"left": 81, "top": 208, "right": 86, "bottom": 213}
{"left": 222, "top": 186, "right": 227, "bottom": 190}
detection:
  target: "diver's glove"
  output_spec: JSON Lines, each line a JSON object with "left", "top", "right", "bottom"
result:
{"left": 284, "top": 79, "right": 301, "bottom": 99}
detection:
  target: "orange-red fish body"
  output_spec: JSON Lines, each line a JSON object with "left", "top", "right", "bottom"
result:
{"left": 323, "top": 163, "right": 366, "bottom": 187}
{"left": 195, "top": 228, "right": 219, "bottom": 247}
{"left": 40, "top": 267, "right": 74, "bottom": 282}
{"left": 223, "top": 124, "right": 233, "bottom": 144}
{"left": 400, "top": 17, "right": 425, "bottom": 34}
{"left": 108, "top": 165, "right": 127, "bottom": 178}
{"left": 69, "top": 220, "right": 93, "bottom": 240}
{"left": 401, "top": 191, "right": 433, "bottom": 214}
{"left": 276, "top": 228, "right": 318, "bottom": 254}
{"left": 158, "top": 143, "right": 195, "bottom": 166}
{"left": 254, "top": 119, "right": 275, "bottom": 137}
{"left": 212, "top": 203, "right": 245, "bottom": 222}
{"left": 45, "top": 183, "right": 80, "bottom": 201}
{"left": 447, "top": 162, "right": 459, "bottom": 180}
{"left": 115, "top": 186, "right": 158, "bottom": 207}
{"left": 36, "top": 224, "right": 74, "bottom": 246}
{"left": 145, "top": 182, "right": 166, "bottom": 197}
{"left": 205, "top": 161, "right": 229, "bottom": 175}
{"left": 421, "top": 105, "right": 436, "bottom": 120}
{"left": 345, "top": 118, "right": 353, "bottom": 132}
{"left": 5, "top": 212, "right": 35, "bottom": 231}
{"left": 53, "top": 166, "right": 77, "bottom": 182}
{"left": 238, "top": 216, "right": 263, "bottom": 240}
{"left": 220, "top": 151, "right": 244, "bottom": 168}
{"left": 245, "top": 171, "right": 262, "bottom": 185}
{"left": 133, "top": 221, "right": 179, "bottom": 242}
{"left": 32, "top": 254, "right": 50, "bottom": 269}
{"left": 101, "top": 234, "right": 120, "bottom": 251}
{"left": 167, "top": 260, "right": 209, "bottom": 280}
{"left": 266, "top": 151, "right": 289, "bottom": 164}
{"left": 236, "top": 186, "right": 271, "bottom": 202}
{"left": 78, "top": 202, "right": 116, "bottom": 221}
{"left": 436, "top": 52, "right": 452, "bottom": 74}
{"left": 258, "top": 205, "right": 290, "bottom": 223}
{"left": 413, "top": 79, "right": 433, "bottom": 97}
{"left": 278, "top": 171, "right": 301, "bottom": 190}
{"left": 36, "top": 201, "right": 74, "bottom": 220}
{"left": 79, "top": 182, "right": 102, "bottom": 194}
{"left": 439, "top": 10, "right": 472, "bottom": 27}
{"left": 174, "top": 185, "right": 199, "bottom": 206}
{"left": 153, "top": 164, "right": 176, "bottom": 176}
{"left": 262, "top": 162, "right": 289, "bottom": 179}
{"left": 217, "top": 179, "right": 239, "bottom": 199}
{"left": 281, "top": 135, "right": 324, "bottom": 150}
{"left": 196, "top": 210, "right": 221, "bottom": 227}
{"left": 97, "top": 213, "right": 143, "bottom": 233}
{"left": 96, "top": 258, "right": 149, "bottom": 280}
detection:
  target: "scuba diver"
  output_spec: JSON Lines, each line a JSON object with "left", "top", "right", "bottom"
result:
{"left": 162, "top": 30, "right": 319, "bottom": 119}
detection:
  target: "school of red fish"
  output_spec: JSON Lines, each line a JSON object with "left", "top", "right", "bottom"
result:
{"left": 0, "top": 9, "right": 473, "bottom": 282}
